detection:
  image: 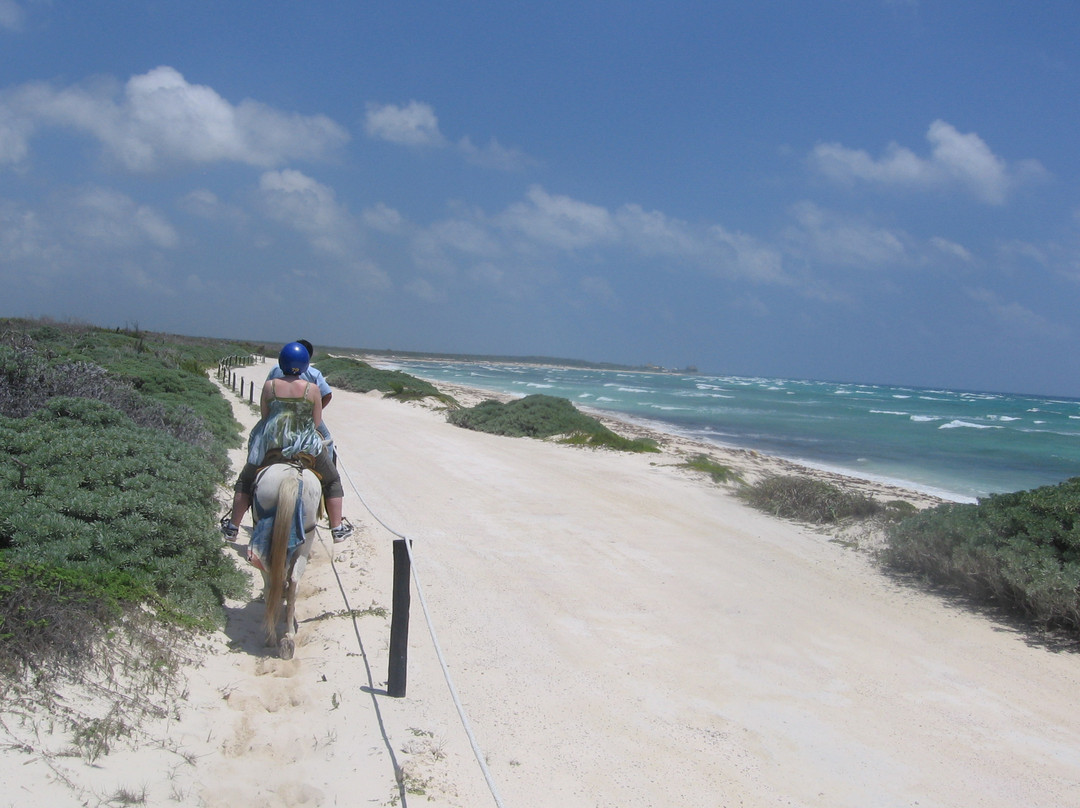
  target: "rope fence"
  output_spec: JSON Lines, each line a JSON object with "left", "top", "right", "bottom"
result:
{"left": 216, "top": 362, "right": 507, "bottom": 808}
{"left": 337, "top": 460, "right": 507, "bottom": 808}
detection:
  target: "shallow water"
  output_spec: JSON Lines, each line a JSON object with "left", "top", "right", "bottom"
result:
{"left": 382, "top": 360, "right": 1080, "bottom": 502}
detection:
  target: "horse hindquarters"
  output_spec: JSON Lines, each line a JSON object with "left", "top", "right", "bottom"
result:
{"left": 254, "top": 464, "right": 321, "bottom": 658}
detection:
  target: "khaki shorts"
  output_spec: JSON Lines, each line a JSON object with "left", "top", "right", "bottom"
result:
{"left": 234, "top": 447, "right": 343, "bottom": 499}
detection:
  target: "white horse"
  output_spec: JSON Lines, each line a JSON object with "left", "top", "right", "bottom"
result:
{"left": 249, "top": 462, "right": 323, "bottom": 659}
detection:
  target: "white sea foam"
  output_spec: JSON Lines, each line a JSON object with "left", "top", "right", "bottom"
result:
{"left": 525, "top": 382, "right": 553, "bottom": 388}
{"left": 393, "top": 358, "right": 1078, "bottom": 500}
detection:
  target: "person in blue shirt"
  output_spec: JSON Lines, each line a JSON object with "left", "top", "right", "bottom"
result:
{"left": 266, "top": 340, "right": 335, "bottom": 462}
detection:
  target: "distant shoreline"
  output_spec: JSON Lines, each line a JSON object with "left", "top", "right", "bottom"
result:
{"left": 360, "top": 355, "right": 957, "bottom": 509}
{"left": 351, "top": 349, "right": 698, "bottom": 375}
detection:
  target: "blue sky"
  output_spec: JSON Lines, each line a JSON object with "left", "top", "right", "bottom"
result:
{"left": 2, "top": 2, "right": 1079, "bottom": 396}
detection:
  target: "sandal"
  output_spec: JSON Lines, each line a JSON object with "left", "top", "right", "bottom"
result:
{"left": 219, "top": 515, "right": 239, "bottom": 540}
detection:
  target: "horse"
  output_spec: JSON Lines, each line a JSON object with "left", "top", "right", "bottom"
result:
{"left": 249, "top": 461, "right": 323, "bottom": 659}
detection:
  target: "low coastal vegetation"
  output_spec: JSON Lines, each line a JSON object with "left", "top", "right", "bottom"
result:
{"left": 0, "top": 319, "right": 476, "bottom": 766}
{"left": 678, "top": 454, "right": 743, "bottom": 484}
{"left": 315, "top": 356, "right": 458, "bottom": 405}
{"left": 739, "top": 475, "right": 886, "bottom": 523}
{"left": 738, "top": 472, "right": 1080, "bottom": 635}
{"left": 883, "top": 480, "right": 1080, "bottom": 633}
{"left": 0, "top": 321, "right": 252, "bottom": 624}
{"left": 447, "top": 393, "right": 659, "bottom": 452}
{"left": 3, "top": 316, "right": 1079, "bottom": 749}
{"left": 0, "top": 318, "right": 260, "bottom": 760}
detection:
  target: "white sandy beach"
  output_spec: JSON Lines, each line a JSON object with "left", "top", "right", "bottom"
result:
{"left": 4, "top": 369, "right": 1080, "bottom": 807}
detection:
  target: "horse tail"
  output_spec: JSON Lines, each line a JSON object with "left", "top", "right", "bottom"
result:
{"left": 264, "top": 469, "right": 300, "bottom": 641}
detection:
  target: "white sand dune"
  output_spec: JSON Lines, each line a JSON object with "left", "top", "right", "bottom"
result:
{"left": 4, "top": 371, "right": 1079, "bottom": 807}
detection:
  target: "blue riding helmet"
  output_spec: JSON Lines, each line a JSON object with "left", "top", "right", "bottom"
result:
{"left": 278, "top": 342, "right": 310, "bottom": 376}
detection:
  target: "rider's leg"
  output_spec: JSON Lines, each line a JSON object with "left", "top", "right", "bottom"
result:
{"left": 326, "top": 495, "right": 343, "bottom": 527}
{"left": 314, "top": 449, "right": 351, "bottom": 539}
{"left": 229, "top": 490, "right": 251, "bottom": 527}
{"left": 328, "top": 496, "right": 352, "bottom": 542}
{"left": 222, "top": 464, "right": 256, "bottom": 538}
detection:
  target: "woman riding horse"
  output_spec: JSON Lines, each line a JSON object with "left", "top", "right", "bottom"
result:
{"left": 222, "top": 342, "right": 353, "bottom": 543}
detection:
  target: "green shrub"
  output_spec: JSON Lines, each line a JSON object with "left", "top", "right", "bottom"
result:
{"left": 315, "top": 356, "right": 457, "bottom": 405}
{"left": 0, "top": 559, "right": 151, "bottom": 678}
{"left": 679, "top": 454, "right": 742, "bottom": 483}
{"left": 0, "top": 319, "right": 268, "bottom": 747}
{"left": 739, "top": 474, "right": 883, "bottom": 523}
{"left": 0, "top": 327, "right": 243, "bottom": 475}
{"left": 448, "top": 394, "right": 659, "bottom": 453}
{"left": 0, "top": 399, "right": 246, "bottom": 622}
{"left": 884, "top": 478, "right": 1080, "bottom": 631}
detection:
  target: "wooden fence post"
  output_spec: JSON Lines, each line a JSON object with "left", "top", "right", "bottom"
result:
{"left": 387, "top": 539, "right": 411, "bottom": 697}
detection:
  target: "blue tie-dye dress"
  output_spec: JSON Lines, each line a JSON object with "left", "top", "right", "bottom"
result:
{"left": 246, "top": 381, "right": 325, "bottom": 466}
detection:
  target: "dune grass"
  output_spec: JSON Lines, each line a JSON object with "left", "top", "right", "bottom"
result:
{"left": 447, "top": 393, "right": 659, "bottom": 452}
{"left": 678, "top": 454, "right": 742, "bottom": 484}
{"left": 883, "top": 479, "right": 1080, "bottom": 632}
{"left": 315, "top": 356, "right": 458, "bottom": 405}
{"left": 0, "top": 319, "right": 258, "bottom": 756}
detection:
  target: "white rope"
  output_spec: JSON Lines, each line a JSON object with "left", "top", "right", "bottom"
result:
{"left": 337, "top": 458, "right": 507, "bottom": 808}
{"left": 219, "top": 372, "right": 504, "bottom": 805}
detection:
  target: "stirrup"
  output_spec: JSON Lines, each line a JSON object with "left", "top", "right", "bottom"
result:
{"left": 331, "top": 518, "right": 353, "bottom": 543}
{"left": 220, "top": 515, "right": 239, "bottom": 540}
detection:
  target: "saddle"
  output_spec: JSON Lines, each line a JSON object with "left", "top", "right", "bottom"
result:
{"left": 257, "top": 448, "right": 323, "bottom": 480}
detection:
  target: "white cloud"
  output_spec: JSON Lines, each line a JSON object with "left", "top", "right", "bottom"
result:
{"left": 811, "top": 119, "right": 1047, "bottom": 204}
{"left": 65, "top": 186, "right": 178, "bottom": 250}
{"left": 1, "top": 66, "right": 349, "bottom": 171}
{"left": 498, "top": 185, "right": 618, "bottom": 250}
{"left": 579, "top": 275, "right": 619, "bottom": 308}
{"left": 0, "top": 198, "right": 54, "bottom": 267}
{"left": 458, "top": 135, "right": 532, "bottom": 171}
{"left": 706, "top": 224, "right": 789, "bottom": 284}
{"left": 786, "top": 201, "right": 908, "bottom": 268}
{"left": 0, "top": 186, "right": 178, "bottom": 292}
{"left": 613, "top": 203, "right": 789, "bottom": 284}
{"left": 930, "top": 236, "right": 973, "bottom": 262}
{"left": 0, "top": 0, "right": 24, "bottom": 31}
{"left": 177, "top": 189, "right": 248, "bottom": 227}
{"left": 428, "top": 217, "right": 501, "bottom": 258}
{"left": 364, "top": 100, "right": 445, "bottom": 147}
{"left": 404, "top": 277, "right": 443, "bottom": 302}
{"left": 258, "top": 169, "right": 354, "bottom": 258}
{"left": 365, "top": 100, "right": 532, "bottom": 170}
{"left": 0, "top": 104, "right": 33, "bottom": 165}
{"left": 345, "top": 258, "right": 391, "bottom": 290}
{"left": 362, "top": 202, "right": 405, "bottom": 233}
{"left": 966, "top": 287, "right": 1069, "bottom": 339}
{"left": 467, "top": 262, "right": 505, "bottom": 285}
{"left": 615, "top": 204, "right": 700, "bottom": 257}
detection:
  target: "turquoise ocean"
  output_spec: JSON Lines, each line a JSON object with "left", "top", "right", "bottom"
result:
{"left": 383, "top": 360, "right": 1080, "bottom": 503}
